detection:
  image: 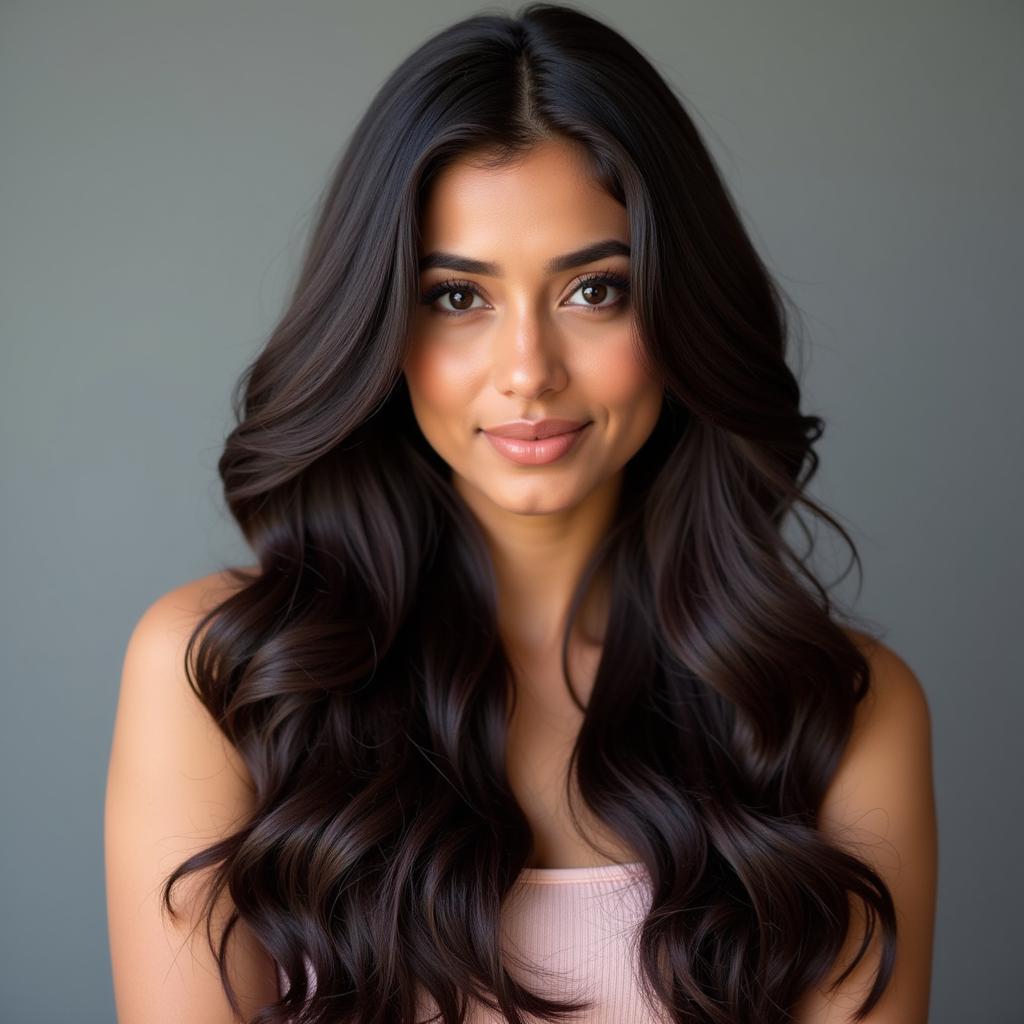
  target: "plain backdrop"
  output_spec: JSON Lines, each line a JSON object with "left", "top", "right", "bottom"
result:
{"left": 1, "top": 1, "right": 1021, "bottom": 1021}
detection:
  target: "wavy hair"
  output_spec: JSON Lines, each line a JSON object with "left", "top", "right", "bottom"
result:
{"left": 161, "top": 4, "right": 896, "bottom": 1022}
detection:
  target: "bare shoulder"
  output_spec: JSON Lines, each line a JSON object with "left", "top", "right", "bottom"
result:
{"left": 115, "top": 564, "right": 263, "bottom": 798}
{"left": 793, "top": 627, "right": 938, "bottom": 1023}
{"left": 131, "top": 564, "right": 260, "bottom": 649}
{"left": 107, "top": 564, "right": 276, "bottom": 1023}
{"left": 843, "top": 626, "right": 928, "bottom": 701}
{"left": 841, "top": 627, "right": 932, "bottom": 757}
{"left": 825, "top": 626, "right": 934, "bottom": 850}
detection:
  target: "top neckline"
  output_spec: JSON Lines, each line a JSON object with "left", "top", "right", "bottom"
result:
{"left": 517, "top": 860, "right": 646, "bottom": 883}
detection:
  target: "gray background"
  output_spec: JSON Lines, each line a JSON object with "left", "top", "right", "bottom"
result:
{"left": 2, "top": 1, "right": 1020, "bottom": 1021}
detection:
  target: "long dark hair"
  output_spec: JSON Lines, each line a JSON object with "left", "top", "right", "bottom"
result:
{"left": 161, "top": 4, "right": 896, "bottom": 1022}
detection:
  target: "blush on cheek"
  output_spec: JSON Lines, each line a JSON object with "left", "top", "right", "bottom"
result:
{"left": 592, "top": 347, "right": 658, "bottom": 406}
{"left": 411, "top": 345, "right": 488, "bottom": 407}
{"left": 404, "top": 351, "right": 482, "bottom": 439}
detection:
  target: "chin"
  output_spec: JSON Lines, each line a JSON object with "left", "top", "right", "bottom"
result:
{"left": 493, "top": 483, "right": 585, "bottom": 515}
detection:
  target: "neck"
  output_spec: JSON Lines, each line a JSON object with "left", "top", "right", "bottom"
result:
{"left": 455, "top": 469, "right": 621, "bottom": 656}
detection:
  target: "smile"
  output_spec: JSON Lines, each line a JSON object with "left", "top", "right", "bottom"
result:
{"left": 481, "top": 423, "right": 591, "bottom": 466}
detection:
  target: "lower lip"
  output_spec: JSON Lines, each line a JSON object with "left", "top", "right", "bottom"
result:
{"left": 482, "top": 423, "right": 591, "bottom": 465}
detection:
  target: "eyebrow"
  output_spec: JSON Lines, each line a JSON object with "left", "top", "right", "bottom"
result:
{"left": 418, "top": 238, "right": 631, "bottom": 276}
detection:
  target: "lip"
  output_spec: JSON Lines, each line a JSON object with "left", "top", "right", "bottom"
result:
{"left": 481, "top": 418, "right": 589, "bottom": 440}
{"left": 481, "top": 421, "right": 591, "bottom": 466}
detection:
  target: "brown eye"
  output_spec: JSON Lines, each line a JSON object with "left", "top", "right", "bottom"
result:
{"left": 564, "top": 272, "right": 631, "bottom": 313}
{"left": 448, "top": 287, "right": 475, "bottom": 310}
{"left": 419, "top": 279, "right": 486, "bottom": 317}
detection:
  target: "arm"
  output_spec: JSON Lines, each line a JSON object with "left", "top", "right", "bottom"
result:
{"left": 105, "top": 573, "right": 280, "bottom": 1024}
{"left": 793, "top": 634, "right": 939, "bottom": 1023}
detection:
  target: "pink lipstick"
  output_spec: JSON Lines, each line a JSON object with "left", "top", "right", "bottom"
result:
{"left": 481, "top": 419, "right": 592, "bottom": 466}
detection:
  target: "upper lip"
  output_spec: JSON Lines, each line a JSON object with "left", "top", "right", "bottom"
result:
{"left": 482, "top": 418, "right": 590, "bottom": 440}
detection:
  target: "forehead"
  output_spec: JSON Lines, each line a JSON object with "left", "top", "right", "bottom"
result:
{"left": 418, "top": 140, "right": 628, "bottom": 255}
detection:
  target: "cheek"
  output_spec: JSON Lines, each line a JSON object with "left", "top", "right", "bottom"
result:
{"left": 587, "top": 342, "right": 659, "bottom": 409}
{"left": 404, "top": 344, "right": 480, "bottom": 424}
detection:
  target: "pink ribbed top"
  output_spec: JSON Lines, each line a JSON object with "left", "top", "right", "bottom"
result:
{"left": 278, "top": 861, "right": 670, "bottom": 1023}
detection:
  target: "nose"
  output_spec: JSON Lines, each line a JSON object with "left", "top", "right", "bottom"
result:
{"left": 490, "top": 303, "right": 568, "bottom": 400}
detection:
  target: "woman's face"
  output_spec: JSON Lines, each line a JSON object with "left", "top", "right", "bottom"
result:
{"left": 403, "top": 138, "right": 663, "bottom": 517}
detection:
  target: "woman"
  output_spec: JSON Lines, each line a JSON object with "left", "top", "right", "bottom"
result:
{"left": 105, "top": 4, "right": 937, "bottom": 1023}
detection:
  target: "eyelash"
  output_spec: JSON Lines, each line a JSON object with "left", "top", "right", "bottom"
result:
{"left": 418, "top": 269, "right": 631, "bottom": 318}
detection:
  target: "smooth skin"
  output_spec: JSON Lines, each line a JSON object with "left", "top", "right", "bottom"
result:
{"left": 106, "top": 138, "right": 937, "bottom": 1022}
{"left": 106, "top": 575, "right": 280, "bottom": 1024}
{"left": 403, "top": 138, "right": 663, "bottom": 660}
